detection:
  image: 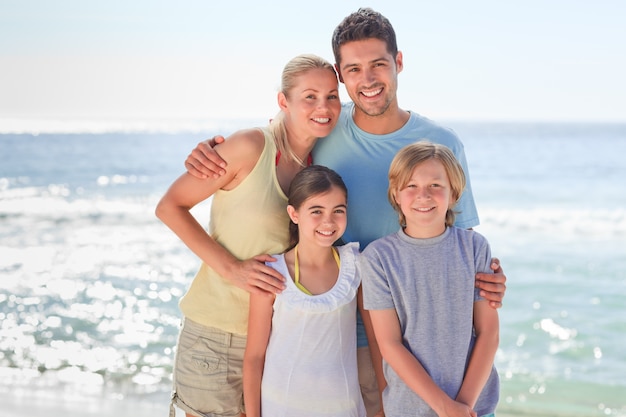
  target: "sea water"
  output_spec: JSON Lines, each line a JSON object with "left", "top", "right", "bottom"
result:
{"left": 0, "top": 122, "right": 625, "bottom": 416}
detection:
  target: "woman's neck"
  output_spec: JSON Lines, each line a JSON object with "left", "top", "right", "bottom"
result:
{"left": 283, "top": 125, "right": 318, "bottom": 163}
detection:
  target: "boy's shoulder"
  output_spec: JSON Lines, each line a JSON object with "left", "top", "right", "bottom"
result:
{"left": 449, "top": 226, "right": 490, "bottom": 250}
{"left": 362, "top": 231, "right": 401, "bottom": 254}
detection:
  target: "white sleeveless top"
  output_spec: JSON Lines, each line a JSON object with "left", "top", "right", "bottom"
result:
{"left": 261, "top": 242, "right": 366, "bottom": 417}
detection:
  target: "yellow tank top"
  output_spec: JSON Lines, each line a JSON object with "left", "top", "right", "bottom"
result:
{"left": 179, "top": 128, "right": 290, "bottom": 335}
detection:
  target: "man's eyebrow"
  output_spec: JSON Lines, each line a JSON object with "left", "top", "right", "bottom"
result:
{"left": 341, "top": 56, "right": 389, "bottom": 70}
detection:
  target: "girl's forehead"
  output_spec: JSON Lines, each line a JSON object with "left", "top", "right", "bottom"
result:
{"left": 301, "top": 186, "right": 346, "bottom": 205}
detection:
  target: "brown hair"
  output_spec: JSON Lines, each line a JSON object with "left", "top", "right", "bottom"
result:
{"left": 286, "top": 165, "right": 347, "bottom": 250}
{"left": 331, "top": 8, "right": 398, "bottom": 68}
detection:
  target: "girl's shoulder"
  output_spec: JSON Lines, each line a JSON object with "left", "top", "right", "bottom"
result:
{"left": 336, "top": 242, "right": 361, "bottom": 288}
{"left": 337, "top": 241, "right": 360, "bottom": 258}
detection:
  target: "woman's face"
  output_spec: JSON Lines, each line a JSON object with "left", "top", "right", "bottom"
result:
{"left": 281, "top": 68, "right": 341, "bottom": 140}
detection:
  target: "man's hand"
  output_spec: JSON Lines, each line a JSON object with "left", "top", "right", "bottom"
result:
{"left": 228, "top": 254, "right": 286, "bottom": 296}
{"left": 475, "top": 258, "right": 506, "bottom": 309}
{"left": 185, "top": 135, "right": 228, "bottom": 179}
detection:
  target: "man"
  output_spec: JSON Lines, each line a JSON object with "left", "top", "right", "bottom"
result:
{"left": 185, "top": 8, "right": 506, "bottom": 417}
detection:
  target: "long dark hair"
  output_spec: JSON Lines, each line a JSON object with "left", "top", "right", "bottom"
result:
{"left": 286, "top": 165, "right": 348, "bottom": 251}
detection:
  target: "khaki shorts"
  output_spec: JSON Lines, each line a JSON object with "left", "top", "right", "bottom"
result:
{"left": 357, "top": 346, "right": 381, "bottom": 417}
{"left": 170, "top": 318, "right": 247, "bottom": 417}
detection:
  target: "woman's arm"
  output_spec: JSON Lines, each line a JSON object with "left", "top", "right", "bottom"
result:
{"left": 243, "top": 292, "right": 274, "bottom": 417}
{"left": 369, "top": 309, "right": 475, "bottom": 417}
{"left": 455, "top": 300, "right": 499, "bottom": 409}
{"left": 185, "top": 136, "right": 228, "bottom": 179}
{"left": 156, "top": 130, "right": 285, "bottom": 294}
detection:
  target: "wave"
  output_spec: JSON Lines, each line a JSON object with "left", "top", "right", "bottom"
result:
{"left": 1, "top": 186, "right": 620, "bottom": 239}
{"left": 478, "top": 207, "right": 626, "bottom": 238}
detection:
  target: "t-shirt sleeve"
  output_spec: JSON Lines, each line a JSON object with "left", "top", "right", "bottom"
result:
{"left": 450, "top": 139, "right": 480, "bottom": 229}
{"left": 358, "top": 248, "right": 395, "bottom": 310}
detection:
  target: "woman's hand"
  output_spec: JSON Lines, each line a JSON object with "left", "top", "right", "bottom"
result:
{"left": 227, "top": 254, "right": 286, "bottom": 295}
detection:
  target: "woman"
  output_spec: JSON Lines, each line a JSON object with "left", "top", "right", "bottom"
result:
{"left": 155, "top": 54, "right": 341, "bottom": 417}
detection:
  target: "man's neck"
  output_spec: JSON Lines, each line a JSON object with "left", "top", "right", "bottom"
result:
{"left": 352, "top": 104, "right": 410, "bottom": 135}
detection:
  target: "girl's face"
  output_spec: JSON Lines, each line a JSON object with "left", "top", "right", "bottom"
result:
{"left": 394, "top": 158, "right": 452, "bottom": 239}
{"left": 287, "top": 185, "right": 347, "bottom": 247}
{"left": 280, "top": 68, "right": 341, "bottom": 140}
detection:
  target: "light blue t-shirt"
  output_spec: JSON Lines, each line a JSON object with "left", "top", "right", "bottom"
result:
{"left": 313, "top": 102, "right": 480, "bottom": 347}
{"left": 313, "top": 102, "right": 479, "bottom": 249}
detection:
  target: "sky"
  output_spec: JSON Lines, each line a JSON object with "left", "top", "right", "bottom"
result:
{"left": 1, "top": 0, "right": 625, "bottom": 133}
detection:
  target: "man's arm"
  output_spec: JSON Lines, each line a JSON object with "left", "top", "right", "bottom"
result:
{"left": 158, "top": 132, "right": 285, "bottom": 294}
{"left": 476, "top": 258, "right": 506, "bottom": 308}
{"left": 185, "top": 135, "right": 228, "bottom": 179}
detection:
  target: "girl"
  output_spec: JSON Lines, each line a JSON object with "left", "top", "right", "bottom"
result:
{"left": 360, "top": 142, "right": 500, "bottom": 417}
{"left": 155, "top": 55, "right": 340, "bottom": 417}
{"left": 243, "top": 165, "right": 366, "bottom": 417}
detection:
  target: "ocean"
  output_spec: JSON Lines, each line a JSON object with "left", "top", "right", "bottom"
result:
{"left": 0, "top": 121, "right": 625, "bottom": 417}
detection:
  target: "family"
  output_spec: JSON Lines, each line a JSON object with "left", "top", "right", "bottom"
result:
{"left": 156, "top": 8, "right": 506, "bottom": 417}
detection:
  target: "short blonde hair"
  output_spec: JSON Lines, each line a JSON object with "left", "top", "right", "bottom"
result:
{"left": 387, "top": 141, "right": 466, "bottom": 227}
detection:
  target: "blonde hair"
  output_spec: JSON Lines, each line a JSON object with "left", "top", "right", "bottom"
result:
{"left": 269, "top": 54, "right": 337, "bottom": 166}
{"left": 387, "top": 141, "right": 466, "bottom": 227}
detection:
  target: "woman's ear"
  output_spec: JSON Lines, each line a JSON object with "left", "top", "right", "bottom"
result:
{"left": 287, "top": 205, "right": 298, "bottom": 224}
{"left": 278, "top": 92, "right": 289, "bottom": 113}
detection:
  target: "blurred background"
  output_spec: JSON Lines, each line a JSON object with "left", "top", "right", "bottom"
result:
{"left": 1, "top": 1, "right": 625, "bottom": 416}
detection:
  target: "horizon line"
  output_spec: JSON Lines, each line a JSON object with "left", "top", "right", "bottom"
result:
{"left": 1, "top": 116, "right": 626, "bottom": 135}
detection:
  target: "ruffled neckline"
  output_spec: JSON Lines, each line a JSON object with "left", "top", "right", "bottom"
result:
{"left": 271, "top": 242, "right": 360, "bottom": 313}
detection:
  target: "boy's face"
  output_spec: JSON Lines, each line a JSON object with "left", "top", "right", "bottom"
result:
{"left": 335, "top": 38, "right": 403, "bottom": 118}
{"left": 394, "top": 159, "right": 451, "bottom": 239}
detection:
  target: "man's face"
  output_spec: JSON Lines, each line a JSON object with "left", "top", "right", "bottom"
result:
{"left": 336, "top": 38, "right": 403, "bottom": 118}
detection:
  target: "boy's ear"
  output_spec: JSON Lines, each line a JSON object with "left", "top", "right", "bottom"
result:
{"left": 286, "top": 205, "right": 298, "bottom": 224}
{"left": 392, "top": 190, "right": 400, "bottom": 205}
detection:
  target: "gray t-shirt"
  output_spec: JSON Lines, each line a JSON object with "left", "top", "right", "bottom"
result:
{"left": 360, "top": 227, "right": 499, "bottom": 417}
